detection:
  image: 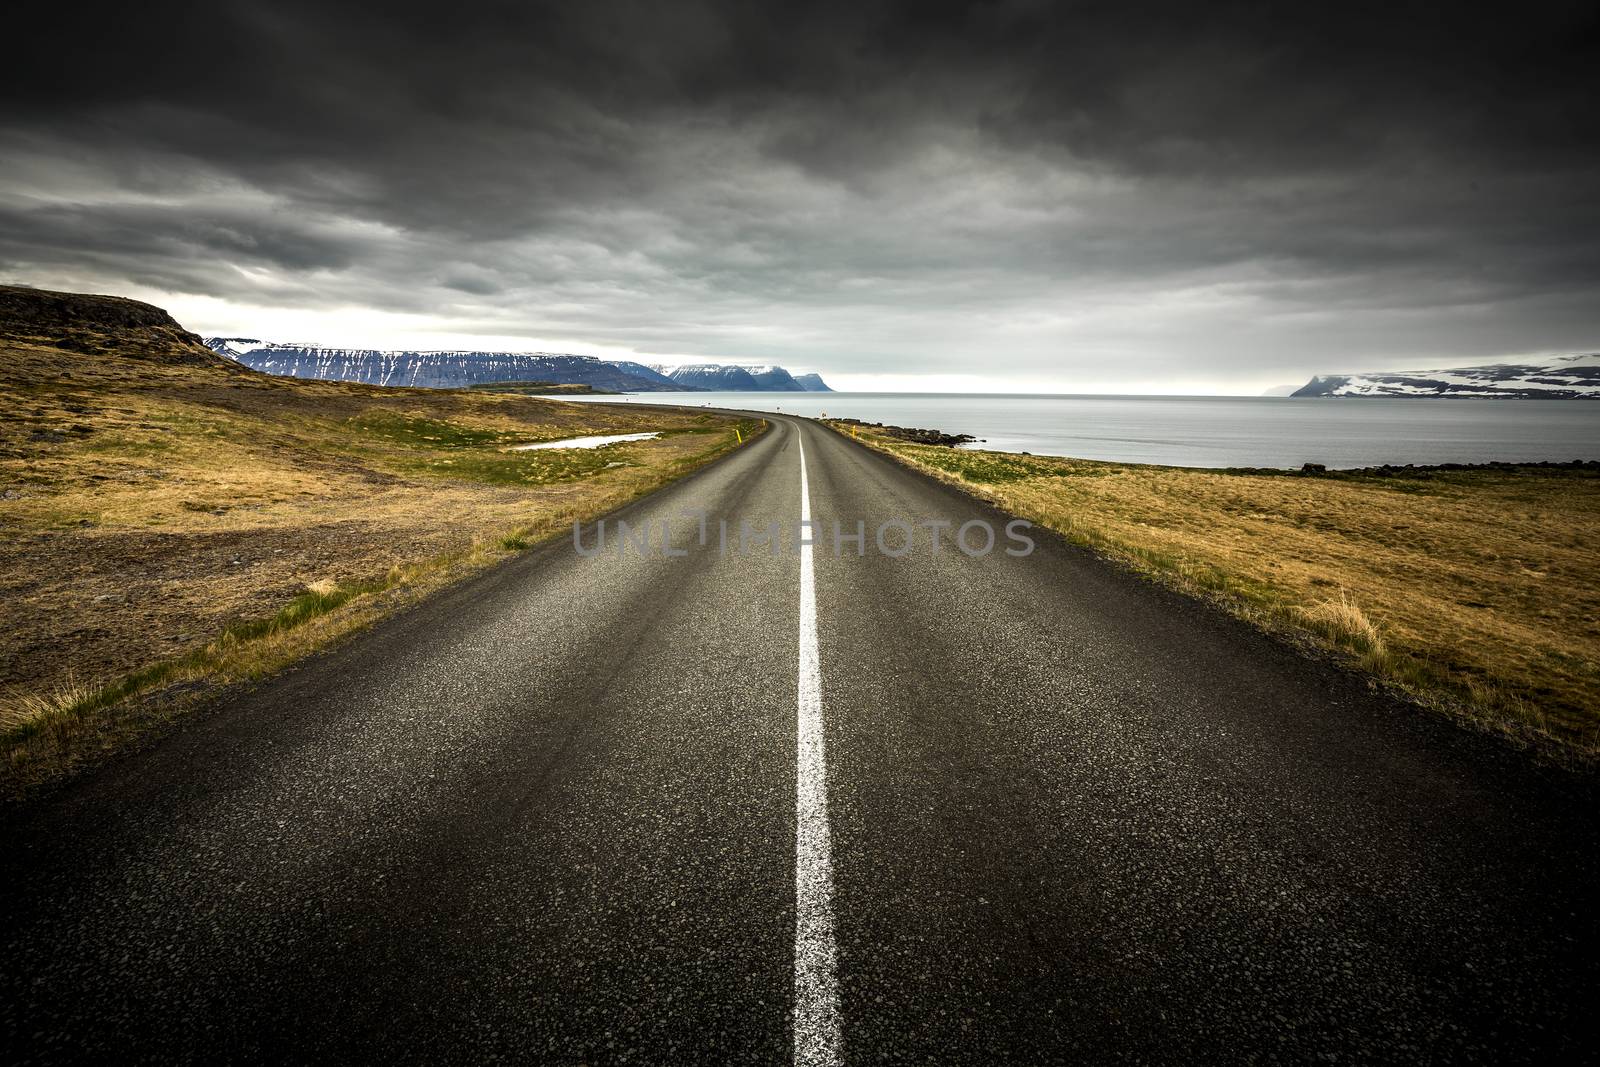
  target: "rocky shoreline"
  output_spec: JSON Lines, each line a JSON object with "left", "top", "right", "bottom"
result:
{"left": 831, "top": 418, "right": 977, "bottom": 447}
{"left": 1294, "top": 458, "right": 1600, "bottom": 477}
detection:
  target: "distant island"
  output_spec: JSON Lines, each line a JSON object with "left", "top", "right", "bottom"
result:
{"left": 204, "top": 338, "right": 831, "bottom": 393}
{"left": 1293, "top": 353, "right": 1599, "bottom": 398}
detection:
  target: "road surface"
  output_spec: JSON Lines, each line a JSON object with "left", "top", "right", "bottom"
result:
{"left": 2, "top": 415, "right": 1595, "bottom": 1063}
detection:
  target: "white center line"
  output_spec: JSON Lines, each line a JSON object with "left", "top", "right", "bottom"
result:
{"left": 794, "top": 431, "right": 843, "bottom": 1067}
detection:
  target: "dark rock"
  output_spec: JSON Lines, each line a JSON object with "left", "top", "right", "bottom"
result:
{"left": 0, "top": 284, "right": 235, "bottom": 369}
{"left": 0, "top": 285, "right": 177, "bottom": 330}
{"left": 833, "top": 418, "right": 976, "bottom": 447}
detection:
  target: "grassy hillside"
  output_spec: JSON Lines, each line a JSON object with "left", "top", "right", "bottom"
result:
{"left": 0, "top": 286, "right": 762, "bottom": 796}
{"left": 837, "top": 423, "right": 1600, "bottom": 763}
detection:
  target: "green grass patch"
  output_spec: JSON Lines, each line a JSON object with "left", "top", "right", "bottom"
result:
{"left": 348, "top": 411, "right": 517, "bottom": 450}
{"left": 219, "top": 579, "right": 387, "bottom": 643}
{"left": 897, "top": 445, "right": 1068, "bottom": 484}
{"left": 397, "top": 446, "right": 624, "bottom": 486}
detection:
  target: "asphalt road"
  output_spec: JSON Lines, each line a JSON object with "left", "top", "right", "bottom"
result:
{"left": 2, "top": 415, "right": 1595, "bottom": 1064}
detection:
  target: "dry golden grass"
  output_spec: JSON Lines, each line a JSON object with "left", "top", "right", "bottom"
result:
{"left": 1296, "top": 589, "right": 1386, "bottom": 667}
{"left": 839, "top": 424, "right": 1600, "bottom": 761}
{"left": 0, "top": 300, "right": 763, "bottom": 797}
{"left": 0, "top": 678, "right": 102, "bottom": 750}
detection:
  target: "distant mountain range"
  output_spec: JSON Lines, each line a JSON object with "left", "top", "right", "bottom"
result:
{"left": 203, "top": 340, "right": 682, "bottom": 391}
{"left": 204, "top": 339, "right": 831, "bottom": 393}
{"left": 1293, "top": 354, "right": 1600, "bottom": 398}
{"left": 654, "top": 363, "right": 832, "bottom": 392}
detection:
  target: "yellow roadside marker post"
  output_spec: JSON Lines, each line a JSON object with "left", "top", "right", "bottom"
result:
{"left": 736, "top": 427, "right": 742, "bottom": 444}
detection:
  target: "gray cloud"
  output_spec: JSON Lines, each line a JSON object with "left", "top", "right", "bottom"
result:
{"left": 2, "top": 0, "right": 1597, "bottom": 388}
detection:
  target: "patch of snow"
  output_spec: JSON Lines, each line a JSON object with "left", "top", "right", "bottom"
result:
{"left": 510, "top": 432, "right": 661, "bottom": 451}
{"left": 205, "top": 337, "right": 274, "bottom": 358}
{"left": 1312, "top": 356, "right": 1600, "bottom": 397}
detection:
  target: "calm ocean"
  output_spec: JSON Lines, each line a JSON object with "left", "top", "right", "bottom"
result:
{"left": 548, "top": 391, "right": 1600, "bottom": 469}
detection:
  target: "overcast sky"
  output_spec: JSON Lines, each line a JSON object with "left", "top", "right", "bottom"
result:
{"left": 3, "top": 1, "right": 1597, "bottom": 392}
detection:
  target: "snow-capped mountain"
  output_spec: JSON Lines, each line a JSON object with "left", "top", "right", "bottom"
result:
{"left": 657, "top": 362, "right": 831, "bottom": 391}
{"left": 205, "top": 340, "right": 836, "bottom": 393}
{"left": 664, "top": 364, "right": 763, "bottom": 390}
{"left": 1293, "top": 354, "right": 1600, "bottom": 398}
{"left": 203, "top": 339, "right": 687, "bottom": 392}
{"left": 746, "top": 365, "right": 804, "bottom": 391}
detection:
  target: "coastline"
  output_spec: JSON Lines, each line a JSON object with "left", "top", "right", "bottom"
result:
{"left": 558, "top": 390, "right": 1600, "bottom": 470}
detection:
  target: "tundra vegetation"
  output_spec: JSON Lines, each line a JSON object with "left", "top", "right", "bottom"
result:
{"left": 838, "top": 423, "right": 1600, "bottom": 764}
{"left": 0, "top": 287, "right": 762, "bottom": 798}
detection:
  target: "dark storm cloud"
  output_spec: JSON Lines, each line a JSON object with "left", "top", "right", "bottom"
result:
{"left": 2, "top": 0, "right": 1597, "bottom": 385}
